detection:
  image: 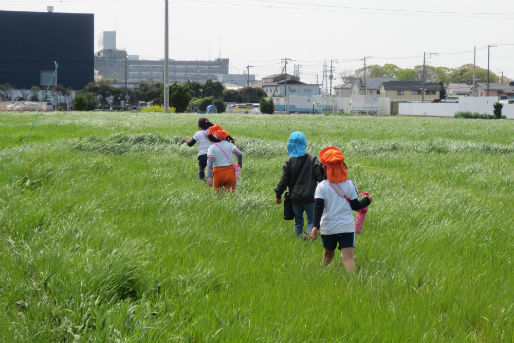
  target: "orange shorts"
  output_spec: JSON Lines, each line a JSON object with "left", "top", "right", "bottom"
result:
{"left": 213, "top": 165, "right": 235, "bottom": 192}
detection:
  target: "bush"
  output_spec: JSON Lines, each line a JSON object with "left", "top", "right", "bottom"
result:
{"left": 259, "top": 98, "right": 274, "bottom": 114}
{"left": 140, "top": 105, "right": 176, "bottom": 113}
{"left": 213, "top": 98, "right": 226, "bottom": 113}
{"left": 454, "top": 112, "right": 497, "bottom": 120}
{"left": 493, "top": 102, "right": 503, "bottom": 119}
{"left": 72, "top": 92, "right": 97, "bottom": 111}
{"left": 192, "top": 97, "right": 213, "bottom": 112}
{"left": 168, "top": 82, "right": 192, "bottom": 113}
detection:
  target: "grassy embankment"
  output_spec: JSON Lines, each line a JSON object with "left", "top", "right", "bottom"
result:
{"left": 0, "top": 112, "right": 512, "bottom": 342}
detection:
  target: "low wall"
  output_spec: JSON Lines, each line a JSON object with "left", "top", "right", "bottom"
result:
{"left": 0, "top": 101, "right": 50, "bottom": 111}
{"left": 398, "top": 97, "right": 514, "bottom": 119}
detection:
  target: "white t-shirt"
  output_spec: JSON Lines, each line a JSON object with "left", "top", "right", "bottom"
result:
{"left": 207, "top": 140, "right": 236, "bottom": 167}
{"left": 192, "top": 129, "right": 210, "bottom": 156}
{"left": 314, "top": 179, "right": 359, "bottom": 235}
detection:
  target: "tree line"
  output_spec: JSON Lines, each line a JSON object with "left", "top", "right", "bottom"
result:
{"left": 343, "top": 63, "right": 504, "bottom": 85}
{"left": 73, "top": 79, "right": 268, "bottom": 112}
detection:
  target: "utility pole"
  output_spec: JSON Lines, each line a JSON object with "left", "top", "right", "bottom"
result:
{"left": 125, "top": 52, "right": 128, "bottom": 106}
{"left": 163, "top": 0, "right": 169, "bottom": 113}
{"left": 422, "top": 51, "right": 438, "bottom": 102}
{"left": 487, "top": 44, "right": 497, "bottom": 97}
{"left": 363, "top": 57, "right": 367, "bottom": 96}
{"left": 322, "top": 60, "right": 328, "bottom": 94}
{"left": 281, "top": 58, "right": 291, "bottom": 75}
{"left": 329, "top": 59, "right": 334, "bottom": 95}
{"left": 472, "top": 46, "right": 476, "bottom": 96}
{"left": 246, "top": 65, "right": 254, "bottom": 87}
{"left": 281, "top": 58, "right": 291, "bottom": 97}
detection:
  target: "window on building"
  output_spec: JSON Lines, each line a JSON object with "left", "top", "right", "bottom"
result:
{"left": 397, "top": 90, "right": 404, "bottom": 95}
{"left": 411, "top": 90, "right": 420, "bottom": 95}
{"left": 426, "top": 90, "right": 436, "bottom": 95}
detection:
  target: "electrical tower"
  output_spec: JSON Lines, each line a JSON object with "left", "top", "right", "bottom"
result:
{"left": 322, "top": 60, "right": 328, "bottom": 95}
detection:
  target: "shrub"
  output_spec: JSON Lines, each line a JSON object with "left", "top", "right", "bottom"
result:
{"left": 493, "top": 102, "right": 503, "bottom": 119}
{"left": 140, "top": 105, "right": 176, "bottom": 113}
{"left": 213, "top": 98, "right": 226, "bottom": 113}
{"left": 454, "top": 112, "right": 496, "bottom": 120}
{"left": 259, "top": 98, "right": 274, "bottom": 114}
{"left": 168, "top": 82, "right": 192, "bottom": 113}
{"left": 72, "top": 92, "right": 97, "bottom": 111}
{"left": 193, "top": 97, "right": 213, "bottom": 112}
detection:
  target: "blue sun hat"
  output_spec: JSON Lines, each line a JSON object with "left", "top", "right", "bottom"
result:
{"left": 287, "top": 131, "right": 306, "bottom": 158}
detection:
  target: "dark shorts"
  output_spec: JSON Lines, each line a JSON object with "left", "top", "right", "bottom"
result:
{"left": 321, "top": 232, "right": 355, "bottom": 251}
{"left": 198, "top": 154, "right": 207, "bottom": 168}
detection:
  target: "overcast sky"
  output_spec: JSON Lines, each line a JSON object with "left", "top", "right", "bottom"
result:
{"left": 2, "top": 0, "right": 513, "bottom": 84}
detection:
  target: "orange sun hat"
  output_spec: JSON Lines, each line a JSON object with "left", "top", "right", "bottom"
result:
{"left": 319, "top": 146, "right": 348, "bottom": 183}
{"left": 208, "top": 124, "right": 229, "bottom": 140}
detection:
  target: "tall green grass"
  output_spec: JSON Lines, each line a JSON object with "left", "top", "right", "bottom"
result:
{"left": 0, "top": 112, "right": 512, "bottom": 342}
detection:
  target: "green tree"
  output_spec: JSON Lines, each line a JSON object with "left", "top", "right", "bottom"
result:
{"left": 73, "top": 92, "right": 97, "bottom": 111}
{"left": 193, "top": 96, "right": 213, "bottom": 111}
{"left": 223, "top": 89, "right": 242, "bottom": 103}
{"left": 449, "top": 65, "right": 499, "bottom": 84}
{"left": 259, "top": 98, "right": 274, "bottom": 114}
{"left": 202, "top": 79, "right": 224, "bottom": 98}
{"left": 213, "top": 98, "right": 226, "bottom": 113}
{"left": 355, "top": 64, "right": 400, "bottom": 78}
{"left": 239, "top": 87, "right": 266, "bottom": 103}
{"left": 168, "top": 82, "right": 192, "bottom": 113}
{"left": 0, "top": 83, "right": 13, "bottom": 101}
{"left": 396, "top": 69, "right": 418, "bottom": 81}
{"left": 493, "top": 102, "right": 503, "bottom": 119}
{"left": 30, "top": 86, "right": 40, "bottom": 101}
{"left": 186, "top": 81, "right": 203, "bottom": 98}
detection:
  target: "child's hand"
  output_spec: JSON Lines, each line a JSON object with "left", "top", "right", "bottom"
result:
{"left": 185, "top": 136, "right": 191, "bottom": 143}
{"left": 207, "top": 178, "right": 213, "bottom": 187}
{"left": 367, "top": 195, "right": 373, "bottom": 204}
{"left": 275, "top": 198, "right": 281, "bottom": 204}
{"left": 311, "top": 227, "right": 319, "bottom": 240}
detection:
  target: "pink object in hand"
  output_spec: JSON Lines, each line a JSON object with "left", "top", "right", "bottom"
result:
{"left": 355, "top": 207, "right": 368, "bottom": 234}
{"left": 355, "top": 190, "right": 369, "bottom": 234}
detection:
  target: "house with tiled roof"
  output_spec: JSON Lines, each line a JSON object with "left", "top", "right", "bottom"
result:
{"left": 476, "top": 83, "right": 514, "bottom": 99}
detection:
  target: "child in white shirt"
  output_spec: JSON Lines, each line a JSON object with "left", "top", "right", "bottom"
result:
{"left": 185, "top": 117, "right": 213, "bottom": 180}
{"left": 311, "top": 147, "right": 372, "bottom": 273}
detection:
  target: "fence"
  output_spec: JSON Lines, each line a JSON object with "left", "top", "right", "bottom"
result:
{"left": 398, "top": 97, "right": 514, "bottom": 119}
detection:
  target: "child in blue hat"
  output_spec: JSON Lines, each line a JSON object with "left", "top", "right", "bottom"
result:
{"left": 274, "top": 131, "right": 324, "bottom": 238}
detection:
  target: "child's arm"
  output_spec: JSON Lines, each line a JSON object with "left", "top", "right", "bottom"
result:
{"left": 185, "top": 137, "right": 197, "bottom": 147}
{"left": 349, "top": 196, "right": 372, "bottom": 211}
{"left": 206, "top": 155, "right": 214, "bottom": 186}
{"left": 311, "top": 198, "right": 324, "bottom": 240}
{"left": 273, "top": 161, "right": 290, "bottom": 202}
{"left": 233, "top": 148, "right": 242, "bottom": 168}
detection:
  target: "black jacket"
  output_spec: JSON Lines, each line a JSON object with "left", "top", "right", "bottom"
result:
{"left": 274, "top": 154, "right": 324, "bottom": 205}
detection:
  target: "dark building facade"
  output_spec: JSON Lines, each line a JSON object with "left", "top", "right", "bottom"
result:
{"left": 0, "top": 10, "right": 94, "bottom": 89}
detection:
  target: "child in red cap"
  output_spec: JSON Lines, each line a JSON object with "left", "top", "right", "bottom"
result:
{"left": 311, "top": 147, "right": 372, "bottom": 273}
{"left": 206, "top": 125, "right": 242, "bottom": 192}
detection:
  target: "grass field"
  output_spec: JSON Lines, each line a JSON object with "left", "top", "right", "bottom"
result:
{"left": 0, "top": 111, "right": 512, "bottom": 342}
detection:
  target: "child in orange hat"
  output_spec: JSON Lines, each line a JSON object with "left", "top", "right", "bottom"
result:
{"left": 206, "top": 125, "right": 242, "bottom": 192}
{"left": 311, "top": 147, "right": 372, "bottom": 273}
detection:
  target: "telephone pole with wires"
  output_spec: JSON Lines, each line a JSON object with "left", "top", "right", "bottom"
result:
{"left": 163, "top": 0, "right": 169, "bottom": 113}
{"left": 246, "top": 65, "right": 254, "bottom": 87}
{"left": 329, "top": 59, "right": 336, "bottom": 95}
{"left": 422, "top": 52, "right": 438, "bottom": 102}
